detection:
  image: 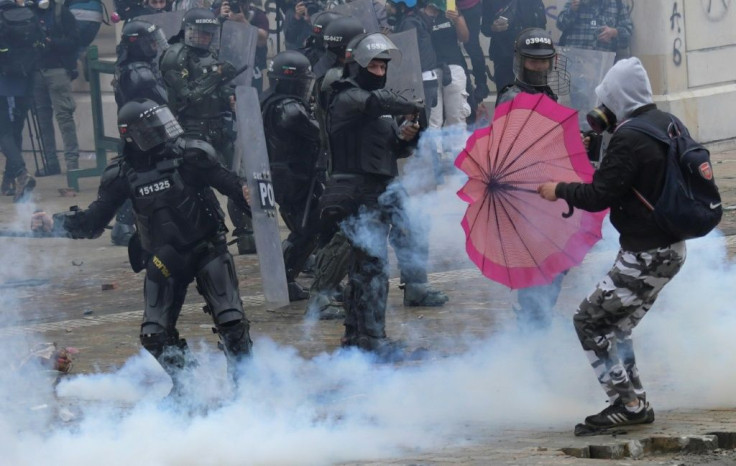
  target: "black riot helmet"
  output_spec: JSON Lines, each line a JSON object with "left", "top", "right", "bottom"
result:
{"left": 344, "top": 33, "right": 401, "bottom": 91}
{"left": 513, "top": 28, "right": 556, "bottom": 87}
{"left": 323, "top": 16, "right": 365, "bottom": 61}
{"left": 119, "top": 20, "right": 168, "bottom": 62}
{"left": 118, "top": 99, "right": 184, "bottom": 152}
{"left": 307, "top": 10, "right": 342, "bottom": 48}
{"left": 267, "top": 50, "right": 315, "bottom": 102}
{"left": 181, "top": 8, "right": 221, "bottom": 52}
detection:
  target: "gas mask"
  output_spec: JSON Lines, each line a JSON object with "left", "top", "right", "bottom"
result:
{"left": 586, "top": 104, "right": 617, "bottom": 134}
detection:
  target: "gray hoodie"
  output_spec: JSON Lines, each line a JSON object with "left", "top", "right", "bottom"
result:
{"left": 594, "top": 57, "right": 653, "bottom": 122}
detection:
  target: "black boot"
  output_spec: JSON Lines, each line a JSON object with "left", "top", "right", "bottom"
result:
{"left": 13, "top": 170, "right": 36, "bottom": 203}
{"left": 287, "top": 281, "right": 309, "bottom": 301}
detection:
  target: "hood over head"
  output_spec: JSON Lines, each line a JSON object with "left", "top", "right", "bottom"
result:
{"left": 594, "top": 57, "right": 653, "bottom": 121}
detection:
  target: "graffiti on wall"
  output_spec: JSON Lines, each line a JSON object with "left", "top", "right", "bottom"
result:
{"left": 701, "top": 0, "right": 731, "bottom": 21}
{"left": 670, "top": 1, "right": 683, "bottom": 66}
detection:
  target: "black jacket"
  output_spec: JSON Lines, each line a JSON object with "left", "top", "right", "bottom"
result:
{"left": 483, "top": 0, "right": 546, "bottom": 60}
{"left": 555, "top": 104, "right": 680, "bottom": 251}
{"left": 35, "top": 1, "right": 79, "bottom": 71}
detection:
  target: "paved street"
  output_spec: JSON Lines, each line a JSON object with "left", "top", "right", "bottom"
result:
{"left": 1, "top": 148, "right": 736, "bottom": 465}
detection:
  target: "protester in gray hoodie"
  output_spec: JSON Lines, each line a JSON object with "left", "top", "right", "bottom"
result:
{"left": 537, "top": 57, "right": 687, "bottom": 433}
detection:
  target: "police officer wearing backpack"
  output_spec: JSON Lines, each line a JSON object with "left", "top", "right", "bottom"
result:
{"left": 538, "top": 57, "right": 688, "bottom": 433}
{"left": 0, "top": 0, "right": 41, "bottom": 201}
{"left": 109, "top": 19, "right": 169, "bottom": 246}
{"left": 161, "top": 8, "right": 256, "bottom": 255}
{"left": 31, "top": 99, "right": 254, "bottom": 399}
{"left": 260, "top": 50, "right": 321, "bottom": 301}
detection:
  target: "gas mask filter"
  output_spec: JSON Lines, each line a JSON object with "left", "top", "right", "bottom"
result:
{"left": 586, "top": 104, "right": 617, "bottom": 134}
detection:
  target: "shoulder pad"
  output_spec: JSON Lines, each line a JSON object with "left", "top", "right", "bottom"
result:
{"left": 182, "top": 139, "right": 220, "bottom": 167}
{"left": 159, "top": 43, "right": 187, "bottom": 75}
{"left": 280, "top": 100, "right": 314, "bottom": 128}
{"left": 322, "top": 67, "right": 342, "bottom": 92}
{"left": 495, "top": 84, "right": 521, "bottom": 107}
{"left": 100, "top": 162, "right": 123, "bottom": 187}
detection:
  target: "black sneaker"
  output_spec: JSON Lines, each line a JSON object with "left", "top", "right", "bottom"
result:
{"left": 584, "top": 400, "right": 648, "bottom": 428}
{"left": 643, "top": 401, "right": 655, "bottom": 424}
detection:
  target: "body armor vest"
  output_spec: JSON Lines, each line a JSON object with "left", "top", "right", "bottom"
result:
{"left": 261, "top": 94, "right": 319, "bottom": 176}
{"left": 328, "top": 83, "right": 401, "bottom": 178}
{"left": 123, "top": 157, "right": 225, "bottom": 252}
{"left": 162, "top": 43, "right": 228, "bottom": 125}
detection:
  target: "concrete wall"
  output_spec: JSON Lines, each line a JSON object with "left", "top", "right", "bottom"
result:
{"left": 545, "top": 0, "right": 736, "bottom": 146}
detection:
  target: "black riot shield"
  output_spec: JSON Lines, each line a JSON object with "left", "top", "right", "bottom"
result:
{"left": 219, "top": 21, "right": 258, "bottom": 87}
{"left": 234, "top": 86, "right": 289, "bottom": 306}
{"left": 137, "top": 11, "right": 186, "bottom": 42}
{"left": 332, "top": 0, "right": 381, "bottom": 33}
{"left": 385, "top": 29, "right": 424, "bottom": 105}
{"left": 558, "top": 47, "right": 615, "bottom": 130}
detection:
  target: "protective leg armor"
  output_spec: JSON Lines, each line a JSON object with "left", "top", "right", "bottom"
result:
{"left": 196, "top": 252, "right": 253, "bottom": 368}
{"left": 306, "top": 231, "right": 351, "bottom": 319}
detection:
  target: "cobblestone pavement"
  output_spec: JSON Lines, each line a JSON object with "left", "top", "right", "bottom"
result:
{"left": 0, "top": 149, "right": 735, "bottom": 465}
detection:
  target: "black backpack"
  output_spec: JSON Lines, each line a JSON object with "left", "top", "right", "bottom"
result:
{"left": 0, "top": 3, "right": 44, "bottom": 77}
{"left": 624, "top": 115, "right": 722, "bottom": 240}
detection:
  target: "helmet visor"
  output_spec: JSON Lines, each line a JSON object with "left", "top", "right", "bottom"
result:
{"left": 120, "top": 105, "right": 184, "bottom": 151}
{"left": 184, "top": 22, "right": 221, "bottom": 51}
{"left": 513, "top": 55, "right": 554, "bottom": 87}
{"left": 136, "top": 26, "right": 169, "bottom": 58}
{"left": 347, "top": 33, "right": 402, "bottom": 67}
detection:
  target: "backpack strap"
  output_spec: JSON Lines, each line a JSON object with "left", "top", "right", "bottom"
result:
{"left": 617, "top": 115, "right": 678, "bottom": 211}
{"left": 617, "top": 114, "right": 682, "bottom": 145}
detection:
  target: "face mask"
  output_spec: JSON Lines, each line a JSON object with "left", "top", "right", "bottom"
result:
{"left": 586, "top": 104, "right": 618, "bottom": 133}
{"left": 37, "top": 0, "right": 50, "bottom": 9}
{"left": 355, "top": 65, "right": 386, "bottom": 91}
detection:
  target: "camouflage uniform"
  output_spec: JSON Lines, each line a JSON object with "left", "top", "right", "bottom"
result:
{"left": 573, "top": 241, "right": 686, "bottom": 405}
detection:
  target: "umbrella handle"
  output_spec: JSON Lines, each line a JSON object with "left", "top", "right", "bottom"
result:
{"left": 562, "top": 201, "right": 575, "bottom": 218}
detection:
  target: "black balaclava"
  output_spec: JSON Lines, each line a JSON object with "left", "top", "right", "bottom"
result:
{"left": 353, "top": 61, "right": 388, "bottom": 91}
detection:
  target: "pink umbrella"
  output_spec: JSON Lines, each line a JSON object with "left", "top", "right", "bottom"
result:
{"left": 455, "top": 92, "right": 606, "bottom": 290}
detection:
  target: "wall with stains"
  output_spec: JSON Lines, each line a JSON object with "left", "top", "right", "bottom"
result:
{"left": 542, "top": 0, "right": 735, "bottom": 145}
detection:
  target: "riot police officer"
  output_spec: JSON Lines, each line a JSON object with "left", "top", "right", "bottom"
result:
{"left": 110, "top": 19, "right": 170, "bottom": 246}
{"left": 306, "top": 20, "right": 448, "bottom": 320}
{"left": 260, "top": 50, "right": 321, "bottom": 302}
{"left": 322, "top": 33, "right": 424, "bottom": 359}
{"left": 300, "top": 9, "right": 342, "bottom": 67}
{"left": 31, "top": 99, "right": 254, "bottom": 397}
{"left": 160, "top": 8, "right": 256, "bottom": 255}
{"left": 495, "top": 27, "right": 558, "bottom": 106}
{"left": 115, "top": 20, "right": 169, "bottom": 107}
{"left": 496, "top": 28, "right": 564, "bottom": 331}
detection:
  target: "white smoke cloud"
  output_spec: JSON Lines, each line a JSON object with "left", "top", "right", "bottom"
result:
{"left": 1, "top": 128, "right": 735, "bottom": 465}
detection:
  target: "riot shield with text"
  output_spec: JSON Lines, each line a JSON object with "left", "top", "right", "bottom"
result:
{"left": 219, "top": 21, "right": 258, "bottom": 87}
{"left": 234, "top": 86, "right": 289, "bottom": 306}
{"left": 557, "top": 47, "right": 615, "bottom": 130}
{"left": 385, "top": 29, "right": 424, "bottom": 107}
{"left": 138, "top": 11, "right": 186, "bottom": 42}
{"left": 332, "top": 0, "right": 381, "bottom": 33}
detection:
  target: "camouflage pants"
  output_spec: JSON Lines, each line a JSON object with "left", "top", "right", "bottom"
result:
{"left": 573, "top": 242, "right": 687, "bottom": 405}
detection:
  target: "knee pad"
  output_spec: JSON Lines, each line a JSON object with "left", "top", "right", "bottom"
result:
{"left": 197, "top": 253, "right": 243, "bottom": 316}
{"left": 310, "top": 232, "right": 351, "bottom": 293}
